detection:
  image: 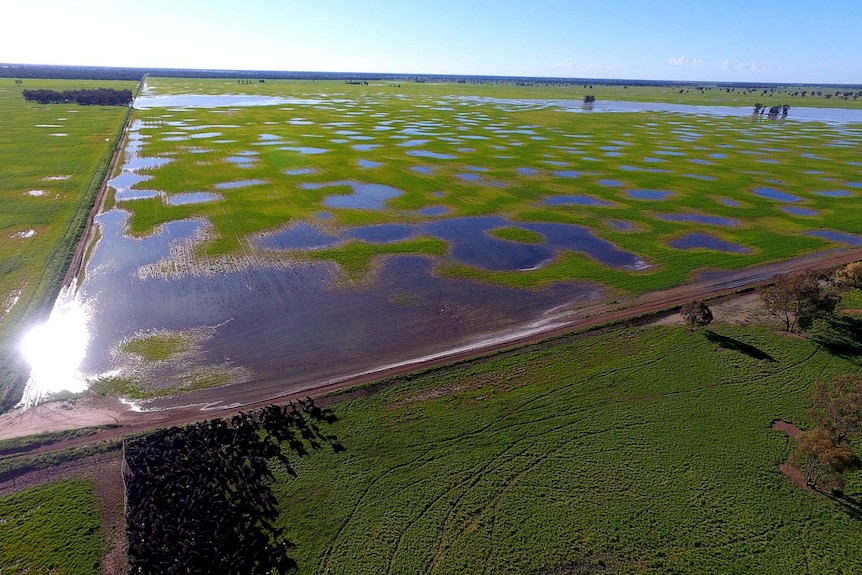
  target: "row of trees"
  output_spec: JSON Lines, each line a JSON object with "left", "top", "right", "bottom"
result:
{"left": 753, "top": 103, "right": 790, "bottom": 117}
{"left": 125, "top": 400, "right": 341, "bottom": 575}
{"left": 21, "top": 88, "right": 133, "bottom": 106}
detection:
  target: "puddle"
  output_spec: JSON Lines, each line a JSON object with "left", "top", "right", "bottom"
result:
{"left": 281, "top": 146, "right": 330, "bottom": 155}
{"left": 215, "top": 179, "right": 267, "bottom": 190}
{"left": 418, "top": 206, "right": 450, "bottom": 216}
{"left": 753, "top": 187, "right": 802, "bottom": 202}
{"left": 358, "top": 159, "right": 382, "bottom": 168}
{"left": 545, "top": 196, "right": 612, "bottom": 207}
{"left": 116, "top": 189, "right": 161, "bottom": 201}
{"left": 348, "top": 224, "right": 416, "bottom": 243}
{"left": 520, "top": 222, "right": 649, "bottom": 270}
{"left": 456, "top": 173, "right": 482, "bottom": 181}
{"left": 407, "top": 150, "right": 457, "bottom": 160}
{"left": 518, "top": 167, "right": 540, "bottom": 176}
{"left": 284, "top": 168, "right": 317, "bottom": 176}
{"left": 554, "top": 170, "right": 583, "bottom": 178}
{"left": 597, "top": 179, "right": 625, "bottom": 187}
{"left": 814, "top": 190, "right": 851, "bottom": 197}
{"left": 26, "top": 190, "right": 48, "bottom": 196}
{"left": 718, "top": 198, "right": 741, "bottom": 207}
{"left": 412, "top": 166, "right": 434, "bottom": 175}
{"left": 398, "top": 139, "right": 430, "bottom": 147}
{"left": 135, "top": 94, "right": 324, "bottom": 109}
{"left": 259, "top": 221, "right": 342, "bottom": 250}
{"left": 166, "top": 192, "right": 221, "bottom": 206}
{"left": 608, "top": 220, "right": 636, "bottom": 231}
{"left": 781, "top": 206, "right": 818, "bottom": 216}
{"left": 302, "top": 181, "right": 404, "bottom": 210}
{"left": 627, "top": 189, "right": 673, "bottom": 200}
{"left": 807, "top": 230, "right": 862, "bottom": 246}
{"left": 353, "top": 144, "right": 381, "bottom": 152}
{"left": 11, "top": 229, "right": 36, "bottom": 239}
{"left": 669, "top": 233, "right": 752, "bottom": 253}
{"left": 656, "top": 213, "right": 739, "bottom": 226}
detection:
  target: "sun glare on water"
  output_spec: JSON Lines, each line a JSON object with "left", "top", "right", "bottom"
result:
{"left": 19, "top": 289, "right": 91, "bottom": 408}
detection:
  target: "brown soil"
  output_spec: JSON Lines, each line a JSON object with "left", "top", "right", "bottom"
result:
{"left": 772, "top": 420, "right": 813, "bottom": 492}
{"left": 771, "top": 420, "right": 803, "bottom": 438}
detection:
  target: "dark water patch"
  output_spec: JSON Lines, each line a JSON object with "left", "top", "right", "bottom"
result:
{"left": 281, "top": 146, "right": 330, "bottom": 155}
{"left": 604, "top": 152, "right": 623, "bottom": 157}
{"left": 689, "top": 158, "right": 715, "bottom": 165}
{"left": 814, "top": 190, "right": 852, "bottom": 197}
{"left": 467, "top": 166, "right": 489, "bottom": 172}
{"left": 718, "top": 198, "right": 741, "bottom": 207}
{"left": 709, "top": 153, "right": 727, "bottom": 159}
{"left": 407, "top": 150, "right": 457, "bottom": 160}
{"left": 215, "top": 179, "right": 267, "bottom": 190}
{"left": 353, "top": 144, "right": 381, "bottom": 152}
{"left": 848, "top": 182, "right": 862, "bottom": 189}
{"left": 259, "top": 221, "right": 342, "bottom": 250}
{"left": 303, "top": 181, "right": 404, "bottom": 210}
{"left": 670, "top": 233, "right": 752, "bottom": 253}
{"left": 457, "top": 147, "right": 476, "bottom": 153}
{"left": 315, "top": 211, "right": 333, "bottom": 220}
{"left": 801, "top": 153, "right": 828, "bottom": 160}
{"left": 628, "top": 189, "right": 673, "bottom": 201}
{"left": 597, "top": 179, "right": 625, "bottom": 187}
{"left": 348, "top": 224, "right": 416, "bottom": 243}
{"left": 521, "top": 222, "right": 648, "bottom": 270}
{"left": 518, "top": 167, "right": 540, "bottom": 176}
{"left": 653, "top": 150, "right": 686, "bottom": 156}
{"left": 424, "top": 216, "right": 554, "bottom": 271}
{"left": 358, "top": 159, "right": 382, "bottom": 168}
{"left": 807, "top": 230, "right": 862, "bottom": 246}
{"left": 284, "top": 168, "right": 317, "bottom": 176}
{"left": 412, "top": 166, "right": 434, "bottom": 175}
{"left": 545, "top": 195, "right": 612, "bottom": 207}
{"left": 108, "top": 172, "right": 149, "bottom": 192}
{"left": 418, "top": 206, "right": 450, "bottom": 216}
{"left": 782, "top": 206, "right": 819, "bottom": 216}
{"left": 753, "top": 187, "right": 802, "bottom": 202}
{"left": 657, "top": 213, "right": 739, "bottom": 226}
{"left": 456, "top": 173, "right": 482, "bottom": 181}
{"left": 643, "top": 157, "right": 666, "bottom": 163}
{"left": 166, "top": 192, "right": 221, "bottom": 206}
{"left": 683, "top": 174, "right": 717, "bottom": 181}
{"left": 554, "top": 170, "right": 583, "bottom": 178}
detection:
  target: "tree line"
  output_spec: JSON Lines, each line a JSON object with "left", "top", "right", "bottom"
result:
{"left": 21, "top": 88, "right": 133, "bottom": 106}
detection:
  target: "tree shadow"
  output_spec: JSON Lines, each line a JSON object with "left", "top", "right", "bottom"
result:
{"left": 704, "top": 330, "right": 776, "bottom": 362}
{"left": 812, "top": 315, "right": 862, "bottom": 363}
{"left": 817, "top": 489, "right": 862, "bottom": 521}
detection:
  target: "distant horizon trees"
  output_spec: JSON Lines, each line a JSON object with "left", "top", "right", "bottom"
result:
{"left": 21, "top": 88, "right": 133, "bottom": 106}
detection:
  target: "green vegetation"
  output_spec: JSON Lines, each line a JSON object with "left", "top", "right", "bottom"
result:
{"left": 121, "top": 332, "right": 190, "bottom": 362}
{"left": 0, "top": 479, "right": 102, "bottom": 574}
{"left": 0, "top": 78, "right": 136, "bottom": 410}
{"left": 120, "top": 77, "right": 862, "bottom": 301}
{"left": 0, "top": 424, "right": 119, "bottom": 456}
{"left": 270, "top": 315, "right": 862, "bottom": 574}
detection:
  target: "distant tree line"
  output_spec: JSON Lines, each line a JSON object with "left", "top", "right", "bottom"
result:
{"left": 22, "top": 88, "right": 133, "bottom": 106}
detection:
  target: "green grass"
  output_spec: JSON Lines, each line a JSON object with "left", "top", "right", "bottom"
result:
{"left": 121, "top": 332, "right": 190, "bottom": 362}
{"left": 119, "top": 77, "right": 862, "bottom": 302}
{"left": 0, "top": 78, "right": 136, "bottom": 409}
{"left": 272, "top": 318, "right": 862, "bottom": 574}
{"left": 0, "top": 479, "right": 102, "bottom": 574}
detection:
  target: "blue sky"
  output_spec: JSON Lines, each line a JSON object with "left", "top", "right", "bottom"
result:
{"left": 3, "top": 0, "right": 860, "bottom": 83}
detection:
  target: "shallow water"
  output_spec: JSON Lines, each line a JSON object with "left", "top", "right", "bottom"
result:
{"left": 407, "top": 150, "right": 457, "bottom": 160}
{"left": 657, "top": 213, "right": 739, "bottom": 226}
{"left": 215, "top": 179, "right": 267, "bottom": 190}
{"left": 166, "top": 192, "right": 221, "bottom": 206}
{"left": 545, "top": 195, "right": 612, "bottom": 207}
{"left": 753, "top": 187, "right": 802, "bottom": 202}
{"left": 628, "top": 189, "right": 673, "bottom": 200}
{"left": 807, "top": 230, "right": 862, "bottom": 246}
{"left": 302, "top": 181, "right": 404, "bottom": 210}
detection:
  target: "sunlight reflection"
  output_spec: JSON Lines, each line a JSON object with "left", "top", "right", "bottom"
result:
{"left": 19, "top": 287, "right": 91, "bottom": 408}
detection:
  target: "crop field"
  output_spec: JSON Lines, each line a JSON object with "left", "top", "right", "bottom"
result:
{"left": 272, "top": 314, "right": 862, "bottom": 575}
{"left": 64, "top": 76, "right": 862, "bottom": 402}
{"left": 0, "top": 78, "right": 135, "bottom": 408}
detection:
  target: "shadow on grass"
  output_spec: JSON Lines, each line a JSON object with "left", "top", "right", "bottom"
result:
{"left": 812, "top": 315, "right": 862, "bottom": 364}
{"left": 704, "top": 330, "right": 775, "bottom": 362}
{"left": 819, "top": 490, "right": 862, "bottom": 521}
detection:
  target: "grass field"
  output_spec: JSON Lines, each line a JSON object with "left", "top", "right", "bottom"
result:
{"left": 0, "top": 78, "right": 136, "bottom": 409}
{"left": 272, "top": 314, "right": 862, "bottom": 574}
{"left": 0, "top": 479, "right": 102, "bottom": 574}
{"left": 121, "top": 77, "right": 862, "bottom": 298}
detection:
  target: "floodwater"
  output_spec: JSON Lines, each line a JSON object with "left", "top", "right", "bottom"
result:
{"left": 657, "top": 213, "right": 739, "bottom": 227}
{"left": 669, "top": 233, "right": 752, "bottom": 253}
{"left": 545, "top": 196, "right": 612, "bottom": 207}
{"left": 753, "top": 187, "right": 802, "bottom": 202}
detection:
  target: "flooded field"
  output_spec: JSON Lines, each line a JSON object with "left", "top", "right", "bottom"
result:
{"left": 19, "top": 78, "right": 862, "bottom": 407}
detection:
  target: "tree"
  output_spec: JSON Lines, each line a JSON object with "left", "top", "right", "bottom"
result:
{"left": 789, "top": 428, "right": 859, "bottom": 490}
{"left": 837, "top": 261, "right": 862, "bottom": 287}
{"left": 758, "top": 271, "right": 839, "bottom": 332}
{"left": 808, "top": 374, "right": 862, "bottom": 443}
{"left": 680, "top": 300, "right": 713, "bottom": 330}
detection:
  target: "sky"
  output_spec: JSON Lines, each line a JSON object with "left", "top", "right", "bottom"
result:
{"left": 3, "top": 0, "right": 861, "bottom": 84}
